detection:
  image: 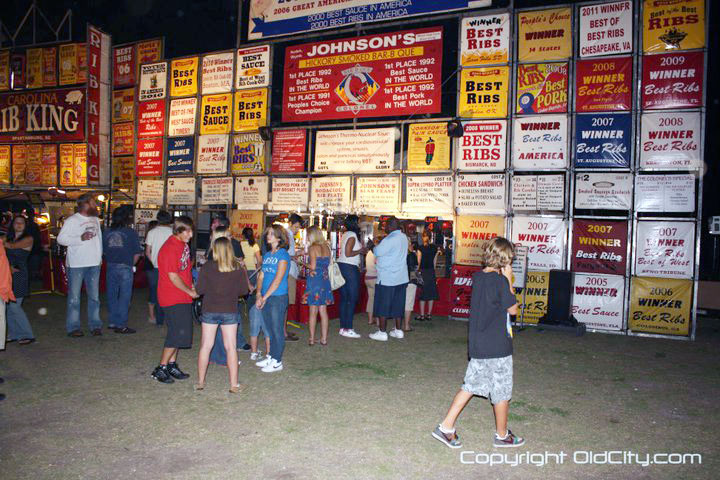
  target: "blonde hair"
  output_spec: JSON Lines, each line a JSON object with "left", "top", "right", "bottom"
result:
{"left": 211, "top": 237, "right": 240, "bottom": 273}
{"left": 306, "top": 225, "right": 326, "bottom": 247}
{"left": 483, "top": 237, "right": 514, "bottom": 269}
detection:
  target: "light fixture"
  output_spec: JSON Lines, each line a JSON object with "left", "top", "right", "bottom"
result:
{"left": 97, "top": 194, "right": 106, "bottom": 202}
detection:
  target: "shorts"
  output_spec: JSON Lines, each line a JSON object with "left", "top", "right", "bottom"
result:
{"left": 288, "top": 275, "right": 297, "bottom": 305}
{"left": 462, "top": 356, "right": 513, "bottom": 404}
{"left": 201, "top": 312, "right": 238, "bottom": 325}
{"left": 365, "top": 277, "right": 376, "bottom": 313}
{"left": 249, "top": 304, "right": 268, "bottom": 338}
{"left": 405, "top": 283, "right": 417, "bottom": 312}
{"left": 162, "top": 303, "right": 194, "bottom": 349}
{"left": 373, "top": 283, "right": 407, "bottom": 319}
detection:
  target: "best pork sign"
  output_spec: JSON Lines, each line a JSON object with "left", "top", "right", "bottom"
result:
{"left": 0, "top": 88, "right": 86, "bottom": 143}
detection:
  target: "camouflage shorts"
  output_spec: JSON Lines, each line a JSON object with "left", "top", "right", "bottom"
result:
{"left": 462, "top": 355, "right": 513, "bottom": 404}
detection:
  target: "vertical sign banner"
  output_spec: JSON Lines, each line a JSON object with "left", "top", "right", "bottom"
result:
{"left": 511, "top": 174, "right": 565, "bottom": 211}
{"left": 272, "top": 129, "right": 306, "bottom": 173}
{"left": 574, "top": 173, "right": 633, "bottom": 210}
{"left": 170, "top": 57, "right": 198, "bottom": 97}
{"left": 516, "top": 63, "right": 569, "bottom": 114}
{"left": 168, "top": 97, "right": 197, "bottom": 137}
{"left": 571, "top": 219, "right": 628, "bottom": 275}
{"left": 58, "top": 44, "right": 78, "bottom": 85}
{"left": 0, "top": 145, "right": 10, "bottom": 183}
{"left": 407, "top": 123, "right": 450, "bottom": 171}
{"left": 458, "top": 67, "right": 509, "bottom": 118}
{"left": 572, "top": 273, "right": 625, "bottom": 330}
{"left": 635, "top": 221, "right": 694, "bottom": 278}
{"left": 136, "top": 179, "right": 165, "bottom": 205}
{"left": 450, "top": 264, "right": 483, "bottom": 318}
{"left": 235, "top": 176, "right": 269, "bottom": 208}
{"left": 200, "top": 93, "right": 232, "bottom": 134}
{"left": 457, "top": 120, "right": 506, "bottom": 171}
{"left": 25, "top": 144, "right": 43, "bottom": 185}
{"left": 310, "top": 176, "right": 352, "bottom": 210}
{"left": 640, "top": 112, "right": 701, "bottom": 169}
{"left": 404, "top": 175, "right": 454, "bottom": 214}
{"left": 138, "top": 99, "right": 166, "bottom": 137}
{"left": 136, "top": 39, "right": 163, "bottom": 66}
{"left": 112, "top": 88, "right": 135, "bottom": 123}
{"left": 11, "top": 145, "right": 27, "bottom": 184}
{"left": 455, "top": 174, "right": 506, "bottom": 214}
{"left": 59, "top": 144, "right": 74, "bottom": 186}
{"left": 112, "top": 156, "right": 134, "bottom": 189}
{"left": 236, "top": 45, "right": 270, "bottom": 89}
{"left": 641, "top": 52, "right": 703, "bottom": 110}
{"left": 77, "top": 43, "right": 88, "bottom": 84}
{"left": 10, "top": 53, "right": 26, "bottom": 89}
{"left": 575, "top": 114, "right": 632, "bottom": 168}
{"left": 643, "top": 0, "right": 705, "bottom": 53}
{"left": 42, "top": 46, "right": 57, "bottom": 87}
{"left": 41, "top": 144, "right": 58, "bottom": 185}
{"left": 167, "top": 177, "right": 196, "bottom": 205}
{"left": 138, "top": 62, "right": 167, "bottom": 101}
{"left": 112, "top": 122, "right": 135, "bottom": 156}
{"left": 455, "top": 215, "right": 506, "bottom": 266}
{"left": 26, "top": 48, "right": 43, "bottom": 89}
{"left": 575, "top": 57, "right": 632, "bottom": 112}
{"left": 512, "top": 115, "right": 568, "bottom": 169}
{"left": 136, "top": 137, "right": 163, "bottom": 176}
{"left": 197, "top": 134, "right": 229, "bottom": 174}
{"left": 202, "top": 52, "right": 234, "bottom": 94}
{"left": 230, "top": 210, "right": 265, "bottom": 241}
{"left": 512, "top": 216, "right": 565, "bottom": 270}
{"left": 271, "top": 177, "right": 309, "bottom": 210}
{"left": 113, "top": 44, "right": 135, "bottom": 87}
{"left": 201, "top": 177, "right": 234, "bottom": 205}
{"left": 460, "top": 13, "right": 510, "bottom": 66}
{"left": 231, "top": 133, "right": 265, "bottom": 174}
{"left": 355, "top": 176, "right": 400, "bottom": 214}
{"left": 579, "top": 1, "right": 633, "bottom": 57}
{"left": 635, "top": 174, "right": 695, "bottom": 213}
{"left": 233, "top": 88, "right": 268, "bottom": 132}
{"left": 517, "top": 8, "right": 572, "bottom": 61}
{"left": 514, "top": 271, "right": 549, "bottom": 324}
{"left": 73, "top": 143, "right": 87, "bottom": 186}
{"left": 314, "top": 128, "right": 394, "bottom": 173}
{"left": 0, "top": 50, "right": 9, "bottom": 91}
{"left": 166, "top": 136, "right": 195, "bottom": 175}
{"left": 86, "top": 25, "right": 111, "bottom": 184}
{"left": 629, "top": 277, "right": 692, "bottom": 336}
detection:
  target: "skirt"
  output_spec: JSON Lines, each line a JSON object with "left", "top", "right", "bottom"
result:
{"left": 419, "top": 269, "right": 438, "bottom": 301}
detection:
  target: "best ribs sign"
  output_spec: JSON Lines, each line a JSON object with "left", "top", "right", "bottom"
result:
{"left": 0, "top": 88, "right": 86, "bottom": 143}
{"left": 282, "top": 27, "right": 443, "bottom": 122}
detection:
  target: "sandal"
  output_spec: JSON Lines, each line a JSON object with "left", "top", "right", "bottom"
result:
{"left": 403, "top": 327, "right": 414, "bottom": 333}
{"left": 308, "top": 339, "right": 315, "bottom": 346}
{"left": 229, "top": 384, "right": 247, "bottom": 394}
{"left": 414, "top": 315, "right": 425, "bottom": 322}
{"left": 319, "top": 340, "right": 327, "bottom": 346}
{"left": 194, "top": 383, "right": 205, "bottom": 391}
{"left": 18, "top": 338, "right": 36, "bottom": 345}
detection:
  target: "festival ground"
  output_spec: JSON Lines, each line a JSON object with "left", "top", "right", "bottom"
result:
{"left": 1, "top": 292, "right": 718, "bottom": 479}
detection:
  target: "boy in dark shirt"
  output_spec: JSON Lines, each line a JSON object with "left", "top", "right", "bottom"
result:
{"left": 432, "top": 237, "right": 524, "bottom": 449}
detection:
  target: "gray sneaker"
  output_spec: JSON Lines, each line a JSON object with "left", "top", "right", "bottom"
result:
{"left": 493, "top": 429, "right": 525, "bottom": 448}
{"left": 432, "top": 425, "right": 462, "bottom": 449}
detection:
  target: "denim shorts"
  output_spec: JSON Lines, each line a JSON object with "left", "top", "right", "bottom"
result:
{"left": 249, "top": 304, "right": 268, "bottom": 338}
{"left": 201, "top": 312, "right": 238, "bottom": 325}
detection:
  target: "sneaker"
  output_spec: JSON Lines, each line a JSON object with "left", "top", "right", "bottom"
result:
{"left": 261, "top": 359, "right": 283, "bottom": 373}
{"left": 256, "top": 356, "right": 273, "bottom": 368}
{"left": 113, "top": 327, "right": 136, "bottom": 334}
{"left": 339, "top": 329, "right": 361, "bottom": 338}
{"left": 432, "top": 425, "right": 462, "bottom": 449}
{"left": 250, "top": 351, "right": 263, "bottom": 361}
{"left": 493, "top": 429, "right": 525, "bottom": 448}
{"left": 368, "top": 330, "right": 388, "bottom": 342}
{"left": 388, "top": 329, "right": 404, "bottom": 339}
{"left": 338, "top": 328, "right": 346, "bottom": 335}
{"left": 166, "top": 362, "right": 189, "bottom": 380}
{"left": 237, "top": 359, "right": 242, "bottom": 365}
{"left": 151, "top": 365, "right": 174, "bottom": 384}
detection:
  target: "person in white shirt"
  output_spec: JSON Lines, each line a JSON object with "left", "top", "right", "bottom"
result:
{"left": 145, "top": 210, "right": 174, "bottom": 326}
{"left": 337, "top": 215, "right": 366, "bottom": 338}
{"left": 57, "top": 194, "right": 103, "bottom": 337}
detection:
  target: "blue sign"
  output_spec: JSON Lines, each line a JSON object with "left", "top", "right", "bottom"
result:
{"left": 167, "top": 137, "right": 194, "bottom": 175}
{"left": 575, "top": 114, "right": 631, "bottom": 168}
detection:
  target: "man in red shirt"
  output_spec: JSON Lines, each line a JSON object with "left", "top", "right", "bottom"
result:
{"left": 151, "top": 216, "right": 198, "bottom": 384}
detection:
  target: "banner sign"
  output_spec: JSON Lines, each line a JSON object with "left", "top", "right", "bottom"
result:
{"left": 170, "top": 57, "right": 198, "bottom": 97}
{"left": 457, "top": 120, "right": 506, "bottom": 171}
{"left": 201, "top": 176, "right": 233, "bottom": 205}
{"left": 514, "top": 271, "right": 549, "bottom": 324}
{"left": 58, "top": 44, "right": 77, "bottom": 86}
{"left": 310, "top": 176, "right": 352, "bottom": 210}
{"left": 579, "top": 1, "right": 633, "bottom": 57}
{"left": 136, "top": 137, "right": 163, "bottom": 176}
{"left": 167, "top": 177, "right": 196, "bottom": 205}
{"left": 24, "top": 144, "right": 42, "bottom": 184}
{"left": 455, "top": 215, "right": 506, "bottom": 266}
{"left": 136, "top": 179, "right": 164, "bottom": 205}
{"left": 516, "top": 62, "right": 569, "bottom": 114}
{"left": 167, "top": 136, "right": 195, "bottom": 175}
{"left": 111, "top": 156, "right": 134, "bottom": 190}
{"left": 635, "top": 221, "right": 694, "bottom": 278}
{"left": 407, "top": 123, "right": 450, "bottom": 171}
{"left": 41, "top": 144, "right": 57, "bottom": 185}
{"left": 235, "top": 176, "right": 269, "bottom": 208}
{"left": 112, "top": 122, "right": 134, "bottom": 156}
{"left": 458, "top": 67, "right": 509, "bottom": 118}
{"left": 202, "top": 52, "right": 234, "bottom": 94}
{"left": 511, "top": 174, "right": 564, "bottom": 211}
{"left": 450, "top": 264, "right": 483, "bottom": 318}
{"left": 635, "top": 174, "right": 695, "bottom": 213}
{"left": 138, "top": 99, "right": 166, "bottom": 137}
{"left": 572, "top": 273, "right": 625, "bottom": 330}
{"left": 512, "top": 216, "right": 565, "bottom": 270}
{"left": 11, "top": 145, "right": 27, "bottom": 184}
{"left": 112, "top": 88, "right": 135, "bottom": 123}
{"left": 200, "top": 93, "right": 232, "bottom": 135}
{"left": 575, "top": 114, "right": 632, "bottom": 168}
{"left": 0, "top": 50, "right": 9, "bottom": 91}
{"left": 236, "top": 45, "right": 270, "bottom": 89}
{"left": 512, "top": 115, "right": 568, "bottom": 169}
{"left": 355, "top": 176, "right": 400, "bottom": 214}
{"left": 571, "top": 219, "right": 628, "bottom": 275}
{"left": 26, "top": 48, "right": 43, "bottom": 89}
{"left": 136, "top": 39, "right": 163, "bottom": 66}
{"left": 197, "top": 134, "right": 229, "bottom": 174}
{"left": 233, "top": 88, "right": 268, "bottom": 132}
{"left": 517, "top": 8, "right": 572, "bottom": 61}
{"left": 404, "top": 175, "right": 453, "bottom": 214}
{"left": 113, "top": 44, "right": 135, "bottom": 87}
{"left": 456, "top": 173, "right": 506, "bottom": 214}
{"left": 460, "top": 13, "right": 510, "bottom": 66}
{"left": 639, "top": 112, "right": 701, "bottom": 169}
{"left": 641, "top": 52, "right": 703, "bottom": 110}
{"left": 0, "top": 145, "right": 9, "bottom": 183}
{"left": 643, "top": 0, "right": 705, "bottom": 53}
{"left": 230, "top": 210, "right": 265, "bottom": 241}
{"left": 58, "top": 144, "right": 73, "bottom": 186}
{"left": 231, "top": 133, "right": 265, "bottom": 174}
{"left": 629, "top": 276, "right": 692, "bottom": 336}
{"left": 73, "top": 143, "right": 87, "bottom": 186}
{"left": 272, "top": 129, "right": 306, "bottom": 173}
{"left": 282, "top": 27, "right": 443, "bottom": 122}
{"left": 314, "top": 128, "right": 394, "bottom": 173}
{"left": 0, "top": 88, "right": 86, "bottom": 143}
{"left": 87, "top": 26, "right": 111, "bottom": 185}
{"left": 42, "top": 47, "right": 57, "bottom": 88}
{"left": 270, "top": 177, "right": 309, "bottom": 210}
{"left": 168, "top": 97, "right": 197, "bottom": 137}
{"left": 575, "top": 173, "right": 632, "bottom": 210}
{"left": 575, "top": 56, "right": 632, "bottom": 112}
{"left": 139, "top": 62, "right": 167, "bottom": 101}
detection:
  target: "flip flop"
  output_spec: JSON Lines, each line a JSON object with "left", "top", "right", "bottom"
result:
{"left": 18, "top": 338, "right": 36, "bottom": 345}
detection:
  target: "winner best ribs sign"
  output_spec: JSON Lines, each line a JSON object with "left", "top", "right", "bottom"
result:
{"left": 0, "top": 88, "right": 86, "bottom": 143}
{"left": 282, "top": 27, "right": 443, "bottom": 122}
{"left": 571, "top": 219, "right": 628, "bottom": 275}
{"left": 635, "top": 221, "right": 695, "bottom": 279}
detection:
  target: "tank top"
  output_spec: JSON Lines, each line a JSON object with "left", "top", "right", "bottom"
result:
{"left": 338, "top": 231, "right": 361, "bottom": 266}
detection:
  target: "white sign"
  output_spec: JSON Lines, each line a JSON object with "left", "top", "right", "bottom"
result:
{"left": 196, "top": 135, "right": 229, "bottom": 174}
{"left": 310, "top": 176, "right": 352, "bottom": 211}
{"left": 134, "top": 209, "right": 157, "bottom": 225}
{"left": 138, "top": 62, "right": 167, "bottom": 101}
{"left": 201, "top": 177, "right": 234, "bottom": 205}
{"left": 511, "top": 245, "right": 529, "bottom": 289}
{"left": 575, "top": 173, "right": 632, "bottom": 210}
{"left": 270, "top": 177, "right": 309, "bottom": 210}
{"left": 511, "top": 174, "right": 565, "bottom": 211}
{"left": 202, "top": 52, "right": 234, "bottom": 94}
{"left": 635, "top": 174, "right": 695, "bottom": 213}
{"left": 314, "top": 128, "right": 395, "bottom": 173}
{"left": 579, "top": 1, "right": 633, "bottom": 57}
{"left": 460, "top": 13, "right": 510, "bottom": 65}
{"left": 166, "top": 177, "right": 196, "bottom": 205}
{"left": 404, "top": 175, "right": 453, "bottom": 214}
{"left": 635, "top": 221, "right": 695, "bottom": 278}
{"left": 511, "top": 216, "right": 566, "bottom": 270}
{"left": 355, "top": 176, "right": 400, "bottom": 214}
{"left": 640, "top": 112, "right": 702, "bottom": 169}
{"left": 235, "top": 176, "right": 269, "bottom": 208}
{"left": 455, "top": 173, "right": 506, "bottom": 214}
{"left": 512, "top": 115, "right": 568, "bottom": 169}
{"left": 236, "top": 45, "right": 270, "bottom": 89}
{"left": 572, "top": 273, "right": 625, "bottom": 331}
{"left": 136, "top": 179, "right": 165, "bottom": 205}
{"left": 168, "top": 97, "right": 197, "bottom": 137}
{"left": 457, "top": 120, "right": 507, "bottom": 171}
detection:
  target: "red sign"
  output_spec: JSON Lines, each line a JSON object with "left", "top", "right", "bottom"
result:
{"left": 0, "top": 88, "right": 86, "bottom": 143}
{"left": 271, "top": 129, "right": 306, "bottom": 173}
{"left": 113, "top": 44, "right": 136, "bottom": 87}
{"left": 450, "top": 264, "right": 483, "bottom": 319}
{"left": 136, "top": 137, "right": 163, "bottom": 176}
{"left": 87, "top": 25, "right": 109, "bottom": 184}
{"left": 571, "top": 219, "right": 628, "bottom": 275}
{"left": 138, "top": 99, "right": 166, "bottom": 137}
{"left": 642, "top": 52, "right": 704, "bottom": 110}
{"left": 282, "top": 26, "right": 443, "bottom": 122}
{"left": 576, "top": 56, "right": 632, "bottom": 112}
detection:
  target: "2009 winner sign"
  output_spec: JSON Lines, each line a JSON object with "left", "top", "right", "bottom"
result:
{"left": 0, "top": 88, "right": 86, "bottom": 143}
{"left": 282, "top": 27, "right": 443, "bottom": 122}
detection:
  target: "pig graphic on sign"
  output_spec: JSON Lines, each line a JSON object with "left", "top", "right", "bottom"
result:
{"left": 65, "top": 90, "right": 84, "bottom": 105}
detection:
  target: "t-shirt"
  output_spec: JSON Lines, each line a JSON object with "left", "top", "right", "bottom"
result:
{"left": 338, "top": 231, "right": 362, "bottom": 266}
{"left": 241, "top": 240, "right": 260, "bottom": 270}
{"left": 196, "top": 260, "right": 249, "bottom": 313}
{"left": 419, "top": 243, "right": 438, "bottom": 270}
{"left": 103, "top": 227, "right": 142, "bottom": 266}
{"left": 56, "top": 213, "right": 102, "bottom": 268}
{"left": 261, "top": 248, "right": 291, "bottom": 297}
{"left": 145, "top": 225, "right": 173, "bottom": 268}
{"left": 468, "top": 271, "right": 518, "bottom": 359}
{"left": 365, "top": 251, "right": 377, "bottom": 277}
{"left": 374, "top": 230, "right": 409, "bottom": 286}
{"left": 157, "top": 235, "right": 193, "bottom": 307}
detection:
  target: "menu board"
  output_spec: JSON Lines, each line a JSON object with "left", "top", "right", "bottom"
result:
{"left": 457, "top": 120, "right": 506, "bottom": 171}
{"left": 231, "top": 133, "right": 265, "bottom": 174}
{"left": 639, "top": 112, "right": 701, "bottom": 169}
{"left": 460, "top": 13, "right": 510, "bottom": 65}
{"left": 635, "top": 174, "right": 695, "bottom": 213}
{"left": 458, "top": 67, "right": 509, "bottom": 118}
{"left": 314, "top": 128, "right": 394, "bottom": 173}
{"left": 196, "top": 134, "right": 229, "bottom": 174}
{"left": 167, "top": 177, "right": 196, "bottom": 205}
{"left": 516, "top": 62, "right": 569, "bottom": 114}
{"left": 202, "top": 52, "right": 234, "bottom": 94}
{"left": 575, "top": 56, "right": 632, "bottom": 112}
{"left": 517, "top": 8, "right": 572, "bottom": 61}
{"left": 272, "top": 129, "right": 306, "bottom": 173}
{"left": 166, "top": 136, "right": 195, "bottom": 175}
{"left": 355, "top": 176, "right": 400, "bottom": 214}
{"left": 574, "top": 172, "right": 632, "bottom": 210}
{"left": 234, "top": 176, "right": 269, "bottom": 208}
{"left": 512, "top": 115, "right": 568, "bottom": 169}
{"left": 511, "top": 216, "right": 566, "bottom": 271}
{"left": 407, "top": 123, "right": 450, "bottom": 171}
{"left": 455, "top": 173, "right": 506, "bottom": 214}
{"left": 579, "top": 1, "right": 633, "bottom": 57}
{"left": 641, "top": 52, "right": 703, "bottom": 110}
{"left": 635, "top": 221, "right": 695, "bottom": 279}
{"left": 310, "top": 176, "right": 352, "bottom": 210}
{"left": 575, "top": 114, "right": 631, "bottom": 168}
{"left": 136, "top": 179, "right": 165, "bottom": 205}
{"left": 511, "top": 174, "right": 565, "bottom": 211}
{"left": 270, "top": 177, "right": 309, "bottom": 210}
{"left": 138, "top": 62, "right": 167, "bottom": 101}
{"left": 571, "top": 219, "right": 628, "bottom": 275}
{"left": 168, "top": 97, "right": 197, "bottom": 137}
{"left": 572, "top": 273, "right": 625, "bottom": 331}
{"left": 404, "top": 175, "right": 453, "bottom": 214}
{"left": 201, "top": 176, "right": 234, "bottom": 205}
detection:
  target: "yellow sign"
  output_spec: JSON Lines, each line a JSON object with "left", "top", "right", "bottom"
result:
{"left": 77, "top": 44, "right": 87, "bottom": 84}
{"left": 230, "top": 210, "right": 264, "bottom": 241}
{"left": 59, "top": 44, "right": 78, "bottom": 85}
{"left": 112, "top": 88, "right": 135, "bottom": 123}
{"left": 26, "top": 48, "right": 43, "bottom": 89}
{"left": 643, "top": 0, "right": 705, "bottom": 53}
{"left": 515, "top": 271, "right": 549, "bottom": 324}
{"left": 112, "top": 156, "right": 135, "bottom": 190}
{"left": 233, "top": 89, "right": 267, "bottom": 132}
{"left": 200, "top": 93, "right": 233, "bottom": 134}
{"left": 41, "top": 145, "right": 57, "bottom": 185}
{"left": 74, "top": 144, "right": 87, "bottom": 186}
{"left": 59, "top": 144, "right": 75, "bottom": 186}
{"left": 231, "top": 133, "right": 265, "bottom": 174}
{"left": 629, "top": 276, "right": 692, "bottom": 336}
{"left": 0, "top": 50, "right": 9, "bottom": 91}
{"left": 25, "top": 144, "right": 43, "bottom": 185}
{"left": 43, "top": 46, "right": 57, "bottom": 87}
{"left": 518, "top": 8, "right": 572, "bottom": 61}
{"left": 455, "top": 215, "right": 506, "bottom": 266}
{"left": 11, "top": 145, "right": 27, "bottom": 184}
{"left": 170, "top": 57, "right": 198, "bottom": 97}
{"left": 459, "top": 67, "right": 509, "bottom": 118}
{"left": 0, "top": 145, "right": 10, "bottom": 184}
{"left": 407, "top": 123, "right": 450, "bottom": 171}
